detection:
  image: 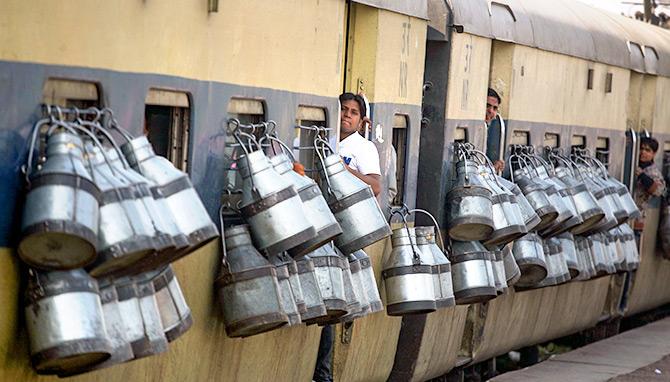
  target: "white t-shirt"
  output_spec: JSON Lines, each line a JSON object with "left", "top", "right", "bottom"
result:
{"left": 338, "top": 132, "right": 381, "bottom": 175}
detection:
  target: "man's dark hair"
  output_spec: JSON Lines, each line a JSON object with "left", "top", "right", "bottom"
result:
{"left": 488, "top": 88, "right": 501, "bottom": 104}
{"left": 641, "top": 136, "right": 660, "bottom": 153}
{"left": 339, "top": 92, "right": 367, "bottom": 118}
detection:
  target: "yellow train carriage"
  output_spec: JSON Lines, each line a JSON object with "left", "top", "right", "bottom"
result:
{"left": 405, "top": 0, "right": 670, "bottom": 380}
{"left": 0, "top": 0, "right": 429, "bottom": 381}
{"left": 2, "top": 0, "right": 670, "bottom": 381}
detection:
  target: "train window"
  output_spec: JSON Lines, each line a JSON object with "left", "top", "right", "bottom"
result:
{"left": 571, "top": 135, "right": 586, "bottom": 149}
{"left": 605, "top": 73, "right": 613, "bottom": 93}
{"left": 544, "top": 133, "right": 560, "bottom": 148}
{"left": 227, "top": 98, "right": 265, "bottom": 124}
{"left": 42, "top": 79, "right": 101, "bottom": 109}
{"left": 391, "top": 114, "right": 409, "bottom": 207}
{"left": 144, "top": 89, "right": 191, "bottom": 171}
{"left": 225, "top": 98, "right": 266, "bottom": 189}
{"left": 596, "top": 137, "right": 610, "bottom": 169}
{"left": 510, "top": 130, "right": 529, "bottom": 146}
{"left": 454, "top": 127, "right": 468, "bottom": 143}
{"left": 295, "top": 105, "right": 327, "bottom": 174}
{"left": 587, "top": 69, "right": 594, "bottom": 90}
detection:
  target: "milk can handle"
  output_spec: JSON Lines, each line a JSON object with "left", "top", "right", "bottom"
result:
{"left": 408, "top": 208, "right": 446, "bottom": 254}
{"left": 313, "top": 131, "right": 335, "bottom": 197}
{"left": 259, "top": 134, "right": 298, "bottom": 163}
{"left": 389, "top": 209, "right": 422, "bottom": 264}
{"left": 588, "top": 156, "right": 610, "bottom": 179}
{"left": 101, "top": 108, "right": 134, "bottom": 144}
{"left": 23, "top": 118, "right": 52, "bottom": 184}
{"left": 535, "top": 148, "right": 556, "bottom": 175}
{"left": 470, "top": 148, "right": 504, "bottom": 189}
{"left": 230, "top": 130, "right": 261, "bottom": 194}
{"left": 76, "top": 108, "right": 133, "bottom": 170}
{"left": 454, "top": 142, "right": 470, "bottom": 186}
{"left": 507, "top": 149, "right": 519, "bottom": 183}
{"left": 56, "top": 119, "right": 121, "bottom": 178}
{"left": 520, "top": 147, "right": 542, "bottom": 178}
{"left": 218, "top": 204, "right": 230, "bottom": 267}
{"left": 549, "top": 150, "right": 575, "bottom": 177}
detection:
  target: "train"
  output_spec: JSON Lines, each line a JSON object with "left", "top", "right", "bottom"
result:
{"left": 1, "top": 0, "right": 669, "bottom": 381}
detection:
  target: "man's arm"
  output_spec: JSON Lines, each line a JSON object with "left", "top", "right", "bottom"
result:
{"left": 637, "top": 167, "right": 667, "bottom": 197}
{"left": 346, "top": 165, "right": 381, "bottom": 196}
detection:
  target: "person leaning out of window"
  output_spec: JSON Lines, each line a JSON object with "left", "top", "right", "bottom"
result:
{"left": 633, "top": 136, "right": 667, "bottom": 232}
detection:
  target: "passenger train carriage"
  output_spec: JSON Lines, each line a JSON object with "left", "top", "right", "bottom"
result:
{"left": 0, "top": 0, "right": 669, "bottom": 381}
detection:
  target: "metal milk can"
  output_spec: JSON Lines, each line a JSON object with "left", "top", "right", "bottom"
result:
{"left": 449, "top": 240, "right": 497, "bottom": 304}
{"left": 353, "top": 249, "right": 384, "bottom": 313}
{"left": 514, "top": 172, "right": 558, "bottom": 232}
{"left": 336, "top": 246, "right": 362, "bottom": 321}
{"left": 152, "top": 266, "right": 193, "bottom": 342}
{"left": 269, "top": 253, "right": 302, "bottom": 326}
{"left": 497, "top": 176, "right": 541, "bottom": 231}
{"left": 214, "top": 222, "right": 288, "bottom": 337}
{"left": 269, "top": 149, "right": 342, "bottom": 255}
{"left": 383, "top": 225, "right": 436, "bottom": 315}
{"left": 557, "top": 233, "right": 581, "bottom": 279}
{"left": 25, "top": 268, "right": 112, "bottom": 374}
{"left": 20, "top": 126, "right": 100, "bottom": 270}
{"left": 501, "top": 243, "right": 521, "bottom": 287}
{"left": 238, "top": 149, "right": 316, "bottom": 254}
{"left": 84, "top": 143, "right": 160, "bottom": 277}
{"left": 307, "top": 242, "right": 347, "bottom": 323}
{"left": 132, "top": 275, "right": 169, "bottom": 358}
{"left": 512, "top": 233, "right": 548, "bottom": 287}
{"left": 57, "top": 278, "right": 134, "bottom": 377}
{"left": 553, "top": 165, "right": 605, "bottom": 234}
{"left": 446, "top": 159, "right": 494, "bottom": 241}
{"left": 314, "top": 138, "right": 391, "bottom": 253}
{"left": 120, "top": 135, "right": 219, "bottom": 252}
{"left": 340, "top": 252, "right": 371, "bottom": 322}
{"left": 104, "top": 147, "right": 191, "bottom": 267}
{"left": 415, "top": 224, "right": 455, "bottom": 309}
{"left": 294, "top": 253, "right": 328, "bottom": 324}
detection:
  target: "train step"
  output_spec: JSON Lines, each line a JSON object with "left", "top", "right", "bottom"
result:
{"left": 491, "top": 316, "right": 670, "bottom": 381}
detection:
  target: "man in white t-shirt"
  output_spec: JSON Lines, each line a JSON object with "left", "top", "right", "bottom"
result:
{"left": 313, "top": 92, "right": 383, "bottom": 382}
{"left": 338, "top": 92, "right": 382, "bottom": 196}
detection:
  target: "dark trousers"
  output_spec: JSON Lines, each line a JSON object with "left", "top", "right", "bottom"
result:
{"left": 313, "top": 325, "right": 334, "bottom": 382}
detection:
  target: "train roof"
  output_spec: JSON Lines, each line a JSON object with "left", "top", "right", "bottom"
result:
{"left": 434, "top": 0, "right": 670, "bottom": 76}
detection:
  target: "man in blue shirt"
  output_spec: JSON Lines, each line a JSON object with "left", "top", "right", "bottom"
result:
{"left": 485, "top": 88, "right": 505, "bottom": 173}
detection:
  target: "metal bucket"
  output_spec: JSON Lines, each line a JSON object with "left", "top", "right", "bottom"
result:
{"left": 153, "top": 266, "right": 193, "bottom": 342}
{"left": 121, "top": 136, "right": 219, "bottom": 254}
{"left": 512, "top": 233, "right": 548, "bottom": 287}
{"left": 214, "top": 224, "right": 288, "bottom": 337}
{"left": 354, "top": 249, "right": 384, "bottom": 313}
{"left": 25, "top": 269, "right": 112, "bottom": 375}
{"left": 270, "top": 153, "right": 342, "bottom": 255}
{"left": 239, "top": 150, "right": 316, "bottom": 254}
{"left": 294, "top": 253, "right": 327, "bottom": 323}
{"left": 20, "top": 130, "right": 100, "bottom": 270}
{"left": 450, "top": 240, "right": 497, "bottom": 304}
{"left": 316, "top": 152, "right": 391, "bottom": 253}
{"left": 383, "top": 226, "right": 437, "bottom": 315}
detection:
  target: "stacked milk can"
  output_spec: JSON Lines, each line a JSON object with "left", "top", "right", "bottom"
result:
{"left": 18, "top": 106, "right": 214, "bottom": 376}
{"left": 434, "top": 142, "right": 642, "bottom": 303}
{"left": 382, "top": 207, "right": 456, "bottom": 316}
{"left": 214, "top": 121, "right": 388, "bottom": 337}
{"left": 442, "top": 143, "right": 525, "bottom": 303}
{"left": 501, "top": 145, "right": 640, "bottom": 288}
